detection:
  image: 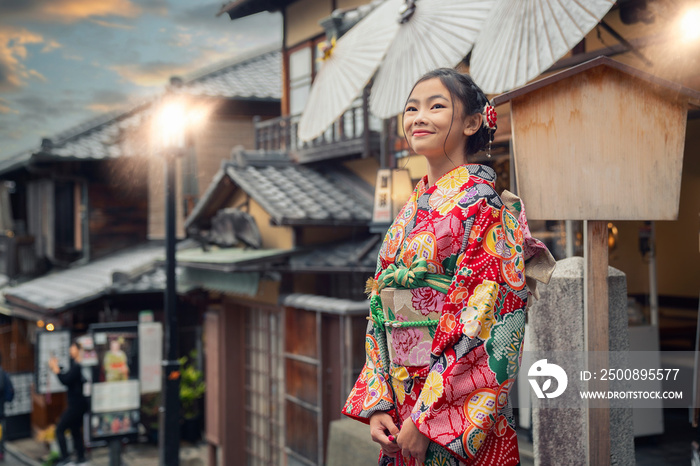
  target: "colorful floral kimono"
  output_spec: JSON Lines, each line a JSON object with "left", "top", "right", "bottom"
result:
{"left": 343, "top": 165, "right": 554, "bottom": 466}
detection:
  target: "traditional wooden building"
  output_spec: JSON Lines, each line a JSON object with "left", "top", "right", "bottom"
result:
{"left": 181, "top": 149, "right": 378, "bottom": 465}
{"left": 175, "top": 3, "right": 395, "bottom": 464}
{"left": 0, "top": 47, "right": 282, "bottom": 439}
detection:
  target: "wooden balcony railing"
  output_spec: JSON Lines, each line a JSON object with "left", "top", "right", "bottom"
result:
{"left": 254, "top": 98, "right": 381, "bottom": 163}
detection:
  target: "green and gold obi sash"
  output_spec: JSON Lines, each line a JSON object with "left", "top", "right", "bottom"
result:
{"left": 369, "top": 259, "right": 451, "bottom": 375}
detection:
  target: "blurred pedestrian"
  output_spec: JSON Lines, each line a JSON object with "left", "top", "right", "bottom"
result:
{"left": 342, "top": 68, "right": 554, "bottom": 465}
{"left": 49, "top": 340, "right": 88, "bottom": 466}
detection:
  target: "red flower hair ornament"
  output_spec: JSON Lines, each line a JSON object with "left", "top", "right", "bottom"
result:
{"left": 483, "top": 104, "right": 497, "bottom": 130}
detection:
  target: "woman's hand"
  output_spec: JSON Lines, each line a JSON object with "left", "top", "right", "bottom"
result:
{"left": 369, "top": 412, "right": 400, "bottom": 458}
{"left": 396, "top": 417, "right": 430, "bottom": 463}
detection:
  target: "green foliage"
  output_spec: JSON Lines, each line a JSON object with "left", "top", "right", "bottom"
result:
{"left": 140, "top": 392, "right": 161, "bottom": 430}
{"left": 41, "top": 451, "right": 60, "bottom": 466}
{"left": 179, "top": 350, "right": 206, "bottom": 419}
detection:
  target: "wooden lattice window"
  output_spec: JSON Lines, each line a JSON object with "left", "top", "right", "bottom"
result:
{"left": 245, "top": 307, "right": 285, "bottom": 465}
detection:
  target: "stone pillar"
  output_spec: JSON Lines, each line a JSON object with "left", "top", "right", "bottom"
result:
{"left": 527, "top": 256, "right": 634, "bottom": 466}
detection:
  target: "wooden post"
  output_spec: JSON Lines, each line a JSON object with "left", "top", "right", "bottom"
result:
{"left": 362, "top": 85, "right": 371, "bottom": 158}
{"left": 585, "top": 220, "right": 610, "bottom": 465}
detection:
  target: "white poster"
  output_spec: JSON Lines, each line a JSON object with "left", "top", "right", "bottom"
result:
{"left": 36, "top": 330, "right": 71, "bottom": 394}
{"left": 91, "top": 380, "right": 140, "bottom": 413}
{"left": 4, "top": 372, "right": 33, "bottom": 416}
{"left": 138, "top": 322, "right": 163, "bottom": 394}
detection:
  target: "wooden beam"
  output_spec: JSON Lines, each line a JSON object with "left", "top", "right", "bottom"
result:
{"left": 585, "top": 220, "right": 610, "bottom": 466}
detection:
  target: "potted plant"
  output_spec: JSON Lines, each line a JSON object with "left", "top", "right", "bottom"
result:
{"left": 179, "top": 350, "right": 206, "bottom": 443}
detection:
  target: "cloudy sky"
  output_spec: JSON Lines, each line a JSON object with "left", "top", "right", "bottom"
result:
{"left": 0, "top": 0, "right": 282, "bottom": 160}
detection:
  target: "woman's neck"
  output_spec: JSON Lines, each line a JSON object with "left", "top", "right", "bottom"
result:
{"left": 426, "top": 155, "right": 468, "bottom": 187}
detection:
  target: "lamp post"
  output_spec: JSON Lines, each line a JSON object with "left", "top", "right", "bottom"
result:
{"left": 155, "top": 96, "right": 187, "bottom": 466}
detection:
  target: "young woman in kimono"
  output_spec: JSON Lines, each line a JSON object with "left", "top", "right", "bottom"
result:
{"left": 342, "top": 68, "right": 554, "bottom": 465}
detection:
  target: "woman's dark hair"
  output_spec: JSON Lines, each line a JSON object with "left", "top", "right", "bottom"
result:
{"left": 406, "top": 68, "right": 495, "bottom": 157}
{"left": 71, "top": 338, "right": 82, "bottom": 351}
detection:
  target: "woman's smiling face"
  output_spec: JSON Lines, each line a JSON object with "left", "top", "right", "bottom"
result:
{"left": 403, "top": 77, "right": 471, "bottom": 163}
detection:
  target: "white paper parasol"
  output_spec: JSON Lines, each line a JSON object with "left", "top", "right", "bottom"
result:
{"left": 369, "top": 0, "right": 495, "bottom": 119}
{"left": 298, "top": 0, "right": 403, "bottom": 142}
{"left": 470, "top": 0, "right": 616, "bottom": 94}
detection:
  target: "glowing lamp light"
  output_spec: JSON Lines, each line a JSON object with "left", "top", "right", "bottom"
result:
{"left": 37, "top": 319, "right": 45, "bottom": 328}
{"left": 679, "top": 7, "right": 700, "bottom": 42}
{"left": 187, "top": 107, "right": 209, "bottom": 128}
{"left": 46, "top": 323, "right": 55, "bottom": 332}
{"left": 607, "top": 222, "right": 619, "bottom": 251}
{"left": 155, "top": 99, "right": 188, "bottom": 149}
{"left": 153, "top": 97, "right": 213, "bottom": 151}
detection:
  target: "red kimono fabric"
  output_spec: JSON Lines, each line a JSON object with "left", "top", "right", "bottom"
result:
{"left": 344, "top": 164, "right": 533, "bottom": 466}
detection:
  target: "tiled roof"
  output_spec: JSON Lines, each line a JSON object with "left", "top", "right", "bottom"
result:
{"left": 218, "top": 0, "right": 295, "bottom": 20}
{"left": 0, "top": 151, "right": 33, "bottom": 177}
{"left": 224, "top": 158, "right": 374, "bottom": 226}
{"left": 186, "top": 151, "right": 375, "bottom": 228}
{"left": 173, "top": 246, "right": 293, "bottom": 272}
{"left": 281, "top": 293, "right": 369, "bottom": 315}
{"left": 179, "top": 268, "right": 260, "bottom": 296}
{"left": 288, "top": 235, "right": 380, "bottom": 272}
{"left": 112, "top": 265, "right": 200, "bottom": 295}
{"left": 179, "top": 48, "right": 281, "bottom": 100}
{"left": 47, "top": 105, "right": 150, "bottom": 160}
{"left": 111, "top": 266, "right": 168, "bottom": 294}
{"left": 0, "top": 49, "right": 281, "bottom": 173}
{"left": 2, "top": 243, "right": 165, "bottom": 312}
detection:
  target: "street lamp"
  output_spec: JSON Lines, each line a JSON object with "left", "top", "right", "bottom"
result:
{"left": 154, "top": 94, "right": 188, "bottom": 466}
{"left": 679, "top": 6, "right": 700, "bottom": 43}
{"left": 153, "top": 83, "right": 213, "bottom": 465}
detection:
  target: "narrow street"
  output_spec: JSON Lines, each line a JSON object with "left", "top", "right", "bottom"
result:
{"left": 3, "top": 451, "right": 29, "bottom": 466}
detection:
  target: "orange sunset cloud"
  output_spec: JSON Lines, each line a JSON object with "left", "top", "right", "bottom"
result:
{"left": 0, "top": 28, "right": 46, "bottom": 91}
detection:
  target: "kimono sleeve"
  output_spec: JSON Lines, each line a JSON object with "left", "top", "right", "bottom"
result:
{"left": 342, "top": 318, "right": 396, "bottom": 424}
{"left": 411, "top": 197, "right": 528, "bottom": 462}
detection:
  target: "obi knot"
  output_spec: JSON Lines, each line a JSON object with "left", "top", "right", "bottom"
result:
{"left": 377, "top": 259, "right": 451, "bottom": 294}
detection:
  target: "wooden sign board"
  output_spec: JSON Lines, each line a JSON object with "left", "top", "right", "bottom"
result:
{"left": 493, "top": 57, "right": 700, "bottom": 221}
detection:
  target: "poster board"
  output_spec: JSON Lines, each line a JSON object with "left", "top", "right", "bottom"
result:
{"left": 88, "top": 322, "right": 140, "bottom": 441}
{"left": 35, "top": 330, "right": 71, "bottom": 394}
{"left": 4, "top": 372, "right": 33, "bottom": 416}
{"left": 138, "top": 322, "right": 162, "bottom": 394}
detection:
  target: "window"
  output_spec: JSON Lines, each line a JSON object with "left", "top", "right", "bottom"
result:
{"left": 27, "top": 179, "right": 86, "bottom": 265}
{"left": 289, "top": 47, "right": 313, "bottom": 116}
{"left": 245, "top": 307, "right": 285, "bottom": 465}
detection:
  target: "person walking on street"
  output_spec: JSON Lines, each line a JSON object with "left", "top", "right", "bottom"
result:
{"left": 49, "top": 340, "right": 88, "bottom": 466}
